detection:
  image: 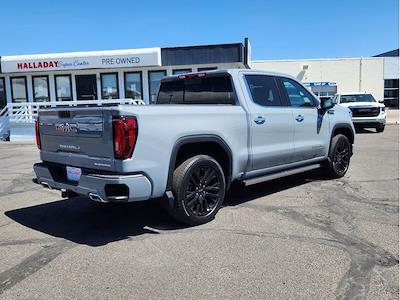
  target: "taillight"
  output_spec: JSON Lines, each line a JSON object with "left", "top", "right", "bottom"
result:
{"left": 35, "top": 119, "right": 41, "bottom": 150}
{"left": 113, "top": 117, "right": 138, "bottom": 159}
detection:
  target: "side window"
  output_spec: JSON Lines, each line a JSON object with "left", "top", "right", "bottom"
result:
{"left": 157, "top": 80, "right": 184, "bottom": 104}
{"left": 245, "top": 75, "right": 282, "bottom": 107}
{"left": 184, "top": 76, "right": 234, "bottom": 105}
{"left": 157, "top": 75, "right": 235, "bottom": 105}
{"left": 281, "top": 78, "right": 316, "bottom": 108}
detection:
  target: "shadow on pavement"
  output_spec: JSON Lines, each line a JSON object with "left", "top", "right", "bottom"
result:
{"left": 5, "top": 171, "right": 321, "bottom": 247}
{"left": 354, "top": 128, "right": 378, "bottom": 134}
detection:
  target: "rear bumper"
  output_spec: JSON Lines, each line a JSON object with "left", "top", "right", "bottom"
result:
{"left": 33, "top": 162, "right": 153, "bottom": 202}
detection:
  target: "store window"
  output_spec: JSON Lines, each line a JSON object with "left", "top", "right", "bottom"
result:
{"left": 101, "top": 73, "right": 119, "bottom": 99}
{"left": 148, "top": 70, "right": 166, "bottom": 104}
{"left": 55, "top": 75, "right": 72, "bottom": 101}
{"left": 198, "top": 67, "right": 217, "bottom": 72}
{"left": 11, "top": 77, "right": 28, "bottom": 103}
{"left": 0, "top": 78, "right": 6, "bottom": 109}
{"left": 384, "top": 79, "right": 399, "bottom": 107}
{"left": 124, "top": 72, "right": 142, "bottom": 100}
{"left": 32, "top": 76, "right": 50, "bottom": 102}
{"left": 173, "top": 69, "right": 192, "bottom": 75}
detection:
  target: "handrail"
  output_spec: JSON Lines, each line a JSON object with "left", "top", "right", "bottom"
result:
{"left": 0, "top": 99, "right": 146, "bottom": 126}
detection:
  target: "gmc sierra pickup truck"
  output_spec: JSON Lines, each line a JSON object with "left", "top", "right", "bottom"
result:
{"left": 33, "top": 69, "right": 355, "bottom": 225}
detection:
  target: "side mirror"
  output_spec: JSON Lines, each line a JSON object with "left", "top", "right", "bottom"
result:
{"left": 320, "top": 98, "right": 335, "bottom": 110}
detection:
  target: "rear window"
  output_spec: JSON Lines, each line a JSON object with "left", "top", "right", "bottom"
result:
{"left": 156, "top": 75, "right": 235, "bottom": 105}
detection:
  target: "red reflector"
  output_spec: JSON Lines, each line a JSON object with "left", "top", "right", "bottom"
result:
{"left": 113, "top": 117, "right": 138, "bottom": 159}
{"left": 35, "top": 119, "right": 41, "bottom": 149}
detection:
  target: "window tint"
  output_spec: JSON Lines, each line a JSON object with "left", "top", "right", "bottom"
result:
{"left": 281, "top": 78, "right": 316, "bottom": 107}
{"left": 245, "top": 75, "right": 282, "bottom": 106}
{"left": 157, "top": 80, "right": 184, "bottom": 104}
{"left": 157, "top": 75, "right": 235, "bottom": 105}
{"left": 184, "top": 76, "right": 234, "bottom": 104}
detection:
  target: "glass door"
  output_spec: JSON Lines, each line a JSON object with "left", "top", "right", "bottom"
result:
{"left": 75, "top": 75, "right": 97, "bottom": 100}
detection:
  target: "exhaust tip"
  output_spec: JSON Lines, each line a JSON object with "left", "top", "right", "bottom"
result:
{"left": 88, "top": 193, "right": 107, "bottom": 203}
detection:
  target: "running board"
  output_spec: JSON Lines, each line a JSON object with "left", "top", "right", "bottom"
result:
{"left": 242, "top": 164, "right": 321, "bottom": 186}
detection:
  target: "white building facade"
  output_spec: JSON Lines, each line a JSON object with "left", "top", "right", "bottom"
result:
{"left": 251, "top": 51, "right": 399, "bottom": 107}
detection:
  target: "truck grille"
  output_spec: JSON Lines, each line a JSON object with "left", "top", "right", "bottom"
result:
{"left": 350, "top": 107, "right": 380, "bottom": 117}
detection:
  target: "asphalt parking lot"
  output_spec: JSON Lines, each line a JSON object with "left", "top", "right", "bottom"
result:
{"left": 0, "top": 126, "right": 398, "bottom": 299}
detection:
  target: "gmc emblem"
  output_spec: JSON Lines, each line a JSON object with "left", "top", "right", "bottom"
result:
{"left": 55, "top": 123, "right": 77, "bottom": 133}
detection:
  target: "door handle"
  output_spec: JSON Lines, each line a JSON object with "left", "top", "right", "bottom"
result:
{"left": 254, "top": 116, "right": 266, "bottom": 125}
{"left": 295, "top": 115, "right": 304, "bottom": 122}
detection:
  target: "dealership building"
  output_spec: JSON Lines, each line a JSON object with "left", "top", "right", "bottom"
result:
{"left": 251, "top": 49, "right": 399, "bottom": 107}
{"left": 0, "top": 39, "right": 398, "bottom": 140}
{"left": 0, "top": 41, "right": 250, "bottom": 109}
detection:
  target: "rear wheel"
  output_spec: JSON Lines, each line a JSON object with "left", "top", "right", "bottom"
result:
{"left": 166, "top": 155, "right": 226, "bottom": 226}
{"left": 324, "top": 134, "right": 351, "bottom": 178}
{"left": 376, "top": 125, "right": 385, "bottom": 133}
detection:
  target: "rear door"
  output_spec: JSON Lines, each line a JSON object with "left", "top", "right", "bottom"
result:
{"left": 38, "top": 108, "right": 116, "bottom": 171}
{"left": 243, "top": 74, "right": 295, "bottom": 170}
{"left": 278, "top": 77, "right": 330, "bottom": 162}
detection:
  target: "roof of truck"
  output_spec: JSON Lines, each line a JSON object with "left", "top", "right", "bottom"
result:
{"left": 163, "top": 68, "right": 296, "bottom": 81}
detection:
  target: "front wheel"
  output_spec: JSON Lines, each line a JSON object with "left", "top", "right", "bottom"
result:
{"left": 376, "top": 125, "right": 385, "bottom": 133}
{"left": 323, "top": 134, "right": 352, "bottom": 179}
{"left": 166, "top": 155, "right": 226, "bottom": 226}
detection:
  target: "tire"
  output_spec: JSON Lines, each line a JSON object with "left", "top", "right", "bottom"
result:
{"left": 376, "top": 125, "right": 385, "bottom": 133}
{"left": 166, "top": 155, "right": 226, "bottom": 226}
{"left": 324, "top": 134, "right": 352, "bottom": 179}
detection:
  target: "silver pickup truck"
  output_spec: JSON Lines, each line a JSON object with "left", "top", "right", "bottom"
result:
{"left": 34, "top": 69, "right": 355, "bottom": 225}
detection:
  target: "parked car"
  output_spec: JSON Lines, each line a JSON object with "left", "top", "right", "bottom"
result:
{"left": 33, "top": 69, "right": 355, "bottom": 225}
{"left": 334, "top": 92, "right": 386, "bottom": 132}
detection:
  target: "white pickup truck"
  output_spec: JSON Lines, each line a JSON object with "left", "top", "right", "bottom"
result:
{"left": 34, "top": 69, "right": 355, "bottom": 225}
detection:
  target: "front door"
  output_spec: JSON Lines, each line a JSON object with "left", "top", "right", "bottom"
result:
{"left": 76, "top": 75, "right": 97, "bottom": 100}
{"left": 243, "top": 74, "right": 295, "bottom": 171}
{"left": 279, "top": 77, "right": 330, "bottom": 162}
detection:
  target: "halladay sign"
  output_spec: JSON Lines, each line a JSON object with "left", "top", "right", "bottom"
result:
{"left": 0, "top": 48, "right": 162, "bottom": 73}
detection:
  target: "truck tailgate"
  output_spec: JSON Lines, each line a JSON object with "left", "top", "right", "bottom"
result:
{"left": 38, "top": 108, "right": 116, "bottom": 171}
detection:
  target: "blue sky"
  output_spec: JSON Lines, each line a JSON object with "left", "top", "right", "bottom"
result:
{"left": 0, "top": 0, "right": 398, "bottom": 59}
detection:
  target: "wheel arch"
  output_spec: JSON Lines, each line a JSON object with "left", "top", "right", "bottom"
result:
{"left": 167, "top": 135, "right": 233, "bottom": 191}
{"left": 330, "top": 123, "right": 355, "bottom": 152}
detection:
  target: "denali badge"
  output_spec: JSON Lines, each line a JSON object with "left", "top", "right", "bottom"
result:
{"left": 55, "top": 122, "right": 77, "bottom": 133}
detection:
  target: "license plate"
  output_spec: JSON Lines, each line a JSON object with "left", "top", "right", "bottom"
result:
{"left": 66, "top": 166, "right": 81, "bottom": 182}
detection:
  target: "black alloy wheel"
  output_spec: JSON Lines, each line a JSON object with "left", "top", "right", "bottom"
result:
{"left": 183, "top": 165, "right": 223, "bottom": 217}
{"left": 324, "top": 134, "right": 352, "bottom": 178}
{"left": 168, "top": 155, "right": 226, "bottom": 225}
{"left": 332, "top": 138, "right": 351, "bottom": 175}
